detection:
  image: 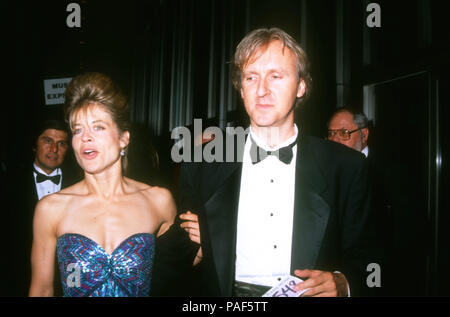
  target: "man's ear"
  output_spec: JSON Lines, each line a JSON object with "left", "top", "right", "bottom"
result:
{"left": 361, "top": 128, "right": 369, "bottom": 144}
{"left": 120, "top": 130, "right": 130, "bottom": 149}
{"left": 297, "top": 79, "right": 306, "bottom": 98}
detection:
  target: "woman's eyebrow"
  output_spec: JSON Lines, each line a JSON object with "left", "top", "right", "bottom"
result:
{"left": 91, "top": 119, "right": 109, "bottom": 125}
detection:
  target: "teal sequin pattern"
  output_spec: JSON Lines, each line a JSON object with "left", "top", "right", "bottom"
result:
{"left": 57, "top": 233, "right": 154, "bottom": 297}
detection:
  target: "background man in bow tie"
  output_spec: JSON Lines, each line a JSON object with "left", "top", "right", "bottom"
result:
{"left": 32, "top": 120, "right": 70, "bottom": 201}
{"left": 4, "top": 119, "right": 79, "bottom": 296}
{"left": 179, "top": 27, "right": 378, "bottom": 297}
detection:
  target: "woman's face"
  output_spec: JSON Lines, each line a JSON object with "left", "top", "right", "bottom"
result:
{"left": 71, "top": 103, "right": 129, "bottom": 175}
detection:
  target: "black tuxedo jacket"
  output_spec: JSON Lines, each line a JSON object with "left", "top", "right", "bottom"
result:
{"left": 178, "top": 134, "right": 378, "bottom": 297}
{"left": 4, "top": 163, "right": 80, "bottom": 296}
{"left": 20, "top": 165, "right": 79, "bottom": 242}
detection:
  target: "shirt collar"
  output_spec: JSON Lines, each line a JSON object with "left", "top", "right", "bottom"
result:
{"left": 361, "top": 146, "right": 369, "bottom": 158}
{"left": 249, "top": 124, "right": 299, "bottom": 152}
{"left": 33, "top": 163, "right": 61, "bottom": 176}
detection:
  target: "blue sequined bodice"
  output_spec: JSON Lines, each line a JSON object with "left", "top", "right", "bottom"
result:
{"left": 56, "top": 233, "right": 154, "bottom": 297}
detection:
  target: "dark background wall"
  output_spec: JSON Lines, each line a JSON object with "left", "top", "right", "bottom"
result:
{"left": 7, "top": 0, "right": 450, "bottom": 296}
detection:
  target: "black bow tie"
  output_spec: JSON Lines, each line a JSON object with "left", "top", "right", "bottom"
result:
{"left": 250, "top": 135, "right": 297, "bottom": 165}
{"left": 34, "top": 169, "right": 61, "bottom": 185}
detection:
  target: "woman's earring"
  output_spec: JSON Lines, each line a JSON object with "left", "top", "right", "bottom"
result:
{"left": 120, "top": 149, "right": 125, "bottom": 156}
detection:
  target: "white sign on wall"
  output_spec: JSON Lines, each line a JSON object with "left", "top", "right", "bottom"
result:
{"left": 43, "top": 77, "right": 72, "bottom": 105}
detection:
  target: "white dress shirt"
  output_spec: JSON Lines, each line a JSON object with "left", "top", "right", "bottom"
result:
{"left": 361, "top": 146, "right": 369, "bottom": 158}
{"left": 235, "top": 125, "right": 298, "bottom": 287}
{"left": 33, "top": 163, "right": 62, "bottom": 200}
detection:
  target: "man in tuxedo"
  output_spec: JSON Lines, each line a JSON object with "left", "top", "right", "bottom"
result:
{"left": 6, "top": 119, "right": 78, "bottom": 296}
{"left": 178, "top": 28, "right": 377, "bottom": 297}
{"left": 327, "top": 108, "right": 394, "bottom": 295}
{"left": 31, "top": 120, "right": 71, "bottom": 201}
{"left": 17, "top": 119, "right": 76, "bottom": 214}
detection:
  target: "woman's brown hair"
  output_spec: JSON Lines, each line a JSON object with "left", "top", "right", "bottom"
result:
{"left": 64, "top": 72, "right": 130, "bottom": 171}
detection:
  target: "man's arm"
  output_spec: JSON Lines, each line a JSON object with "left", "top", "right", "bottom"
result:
{"left": 149, "top": 162, "right": 202, "bottom": 296}
{"left": 177, "top": 161, "right": 201, "bottom": 212}
{"left": 177, "top": 161, "right": 203, "bottom": 259}
{"left": 337, "top": 155, "right": 376, "bottom": 296}
{"left": 295, "top": 155, "right": 373, "bottom": 297}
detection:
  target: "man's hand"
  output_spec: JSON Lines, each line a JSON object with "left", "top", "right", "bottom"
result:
{"left": 179, "top": 211, "right": 201, "bottom": 244}
{"left": 179, "top": 211, "right": 203, "bottom": 266}
{"left": 293, "top": 269, "right": 349, "bottom": 297}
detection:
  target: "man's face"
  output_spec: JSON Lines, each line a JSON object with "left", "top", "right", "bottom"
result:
{"left": 327, "top": 111, "right": 368, "bottom": 151}
{"left": 34, "top": 128, "right": 69, "bottom": 174}
{"left": 240, "top": 40, "right": 305, "bottom": 130}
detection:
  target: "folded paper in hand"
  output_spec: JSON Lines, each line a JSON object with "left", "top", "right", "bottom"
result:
{"left": 262, "top": 275, "right": 310, "bottom": 297}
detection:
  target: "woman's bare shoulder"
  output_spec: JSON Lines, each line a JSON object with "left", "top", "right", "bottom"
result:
{"left": 33, "top": 194, "right": 66, "bottom": 230}
{"left": 122, "top": 177, "right": 175, "bottom": 215}
{"left": 123, "top": 177, "right": 171, "bottom": 199}
{"left": 35, "top": 181, "right": 84, "bottom": 220}
{"left": 58, "top": 180, "right": 86, "bottom": 195}
{"left": 121, "top": 177, "right": 149, "bottom": 192}
{"left": 138, "top": 183, "right": 176, "bottom": 220}
{"left": 144, "top": 185, "right": 173, "bottom": 204}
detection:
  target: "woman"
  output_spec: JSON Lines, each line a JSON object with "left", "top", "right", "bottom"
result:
{"left": 29, "top": 72, "right": 177, "bottom": 297}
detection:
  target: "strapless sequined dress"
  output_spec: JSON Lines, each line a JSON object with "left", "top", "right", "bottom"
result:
{"left": 56, "top": 233, "right": 154, "bottom": 297}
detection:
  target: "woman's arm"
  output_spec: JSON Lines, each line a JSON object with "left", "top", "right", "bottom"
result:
{"left": 153, "top": 187, "right": 177, "bottom": 238}
{"left": 29, "top": 197, "right": 59, "bottom": 297}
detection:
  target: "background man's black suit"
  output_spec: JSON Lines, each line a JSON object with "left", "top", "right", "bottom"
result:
{"left": 3, "top": 163, "right": 79, "bottom": 296}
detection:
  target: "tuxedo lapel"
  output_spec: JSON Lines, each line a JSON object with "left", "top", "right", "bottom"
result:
{"left": 291, "top": 136, "right": 331, "bottom": 271}
{"left": 203, "top": 161, "right": 242, "bottom": 296}
{"left": 29, "top": 169, "right": 38, "bottom": 209}
{"left": 61, "top": 166, "right": 81, "bottom": 189}
{"left": 60, "top": 169, "right": 67, "bottom": 189}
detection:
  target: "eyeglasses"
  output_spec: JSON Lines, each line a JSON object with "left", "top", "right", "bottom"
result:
{"left": 327, "top": 128, "right": 362, "bottom": 141}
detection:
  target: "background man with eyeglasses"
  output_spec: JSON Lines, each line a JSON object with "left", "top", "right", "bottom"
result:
{"left": 327, "top": 107, "right": 393, "bottom": 295}
{"left": 327, "top": 108, "right": 369, "bottom": 156}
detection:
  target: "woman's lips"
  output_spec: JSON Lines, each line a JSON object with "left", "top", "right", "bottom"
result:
{"left": 81, "top": 149, "right": 98, "bottom": 160}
